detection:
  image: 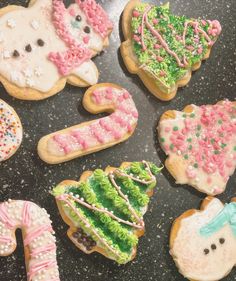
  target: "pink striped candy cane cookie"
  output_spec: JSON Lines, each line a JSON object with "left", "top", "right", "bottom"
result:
{"left": 0, "top": 199, "right": 60, "bottom": 281}
{"left": 37, "top": 83, "right": 138, "bottom": 164}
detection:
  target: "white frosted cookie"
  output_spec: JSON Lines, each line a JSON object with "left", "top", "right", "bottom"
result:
{"left": 0, "top": 199, "right": 60, "bottom": 281}
{"left": 38, "top": 83, "right": 138, "bottom": 164}
{"left": 0, "top": 0, "right": 113, "bottom": 100}
{"left": 158, "top": 100, "right": 236, "bottom": 195}
{"left": 170, "top": 197, "right": 236, "bottom": 281}
{"left": 0, "top": 99, "right": 22, "bottom": 161}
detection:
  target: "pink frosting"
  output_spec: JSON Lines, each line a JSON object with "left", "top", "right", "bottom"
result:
{"left": 0, "top": 204, "right": 15, "bottom": 229}
{"left": 24, "top": 224, "right": 53, "bottom": 246}
{"left": 22, "top": 201, "right": 31, "bottom": 227}
{"left": 77, "top": 0, "right": 113, "bottom": 38}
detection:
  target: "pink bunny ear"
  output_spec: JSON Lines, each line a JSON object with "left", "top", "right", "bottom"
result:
{"left": 76, "top": 0, "right": 113, "bottom": 38}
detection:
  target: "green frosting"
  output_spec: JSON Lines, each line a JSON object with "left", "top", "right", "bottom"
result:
{"left": 52, "top": 161, "right": 161, "bottom": 264}
{"left": 131, "top": 3, "right": 220, "bottom": 92}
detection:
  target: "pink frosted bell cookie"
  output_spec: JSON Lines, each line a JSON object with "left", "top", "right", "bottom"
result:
{"left": 170, "top": 197, "right": 236, "bottom": 281}
{"left": 0, "top": 199, "right": 60, "bottom": 281}
{"left": 0, "top": 99, "right": 22, "bottom": 161}
{"left": 0, "top": 0, "right": 112, "bottom": 100}
{"left": 158, "top": 100, "right": 236, "bottom": 195}
{"left": 38, "top": 83, "right": 138, "bottom": 164}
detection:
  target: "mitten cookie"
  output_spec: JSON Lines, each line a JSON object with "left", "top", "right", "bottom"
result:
{"left": 121, "top": 1, "right": 221, "bottom": 101}
{"left": 0, "top": 199, "right": 60, "bottom": 281}
{"left": 170, "top": 197, "right": 236, "bottom": 281}
{"left": 52, "top": 161, "right": 161, "bottom": 264}
{"left": 0, "top": 0, "right": 112, "bottom": 100}
{"left": 38, "top": 83, "right": 138, "bottom": 164}
{"left": 0, "top": 99, "right": 23, "bottom": 161}
{"left": 158, "top": 100, "right": 236, "bottom": 195}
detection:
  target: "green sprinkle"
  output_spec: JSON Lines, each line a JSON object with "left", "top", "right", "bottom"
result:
{"left": 188, "top": 145, "right": 192, "bottom": 150}
{"left": 187, "top": 138, "right": 192, "bottom": 142}
{"left": 214, "top": 150, "right": 220, "bottom": 155}
{"left": 197, "top": 125, "right": 201, "bottom": 130}
{"left": 234, "top": 146, "right": 236, "bottom": 151}
{"left": 182, "top": 114, "right": 187, "bottom": 118}
{"left": 193, "top": 163, "right": 198, "bottom": 168}
{"left": 196, "top": 132, "right": 200, "bottom": 137}
{"left": 170, "top": 144, "right": 174, "bottom": 150}
{"left": 190, "top": 113, "right": 195, "bottom": 118}
{"left": 173, "top": 126, "right": 179, "bottom": 131}
{"left": 218, "top": 119, "right": 223, "bottom": 124}
{"left": 184, "top": 154, "right": 189, "bottom": 160}
{"left": 210, "top": 139, "right": 215, "bottom": 144}
{"left": 221, "top": 143, "right": 227, "bottom": 149}
{"left": 160, "top": 137, "right": 165, "bottom": 143}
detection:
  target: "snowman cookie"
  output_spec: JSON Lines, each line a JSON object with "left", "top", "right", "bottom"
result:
{"left": 170, "top": 197, "right": 236, "bottom": 281}
{"left": 158, "top": 100, "right": 236, "bottom": 195}
{"left": 0, "top": 99, "right": 23, "bottom": 161}
{"left": 0, "top": 0, "right": 113, "bottom": 100}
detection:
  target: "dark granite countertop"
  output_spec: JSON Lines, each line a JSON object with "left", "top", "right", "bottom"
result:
{"left": 0, "top": 0, "right": 235, "bottom": 280}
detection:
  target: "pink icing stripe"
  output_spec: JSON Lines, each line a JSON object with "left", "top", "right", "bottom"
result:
{"left": 31, "top": 244, "right": 56, "bottom": 258}
{"left": 0, "top": 204, "right": 15, "bottom": 229}
{"left": 0, "top": 236, "right": 13, "bottom": 243}
{"left": 22, "top": 201, "right": 31, "bottom": 227}
{"left": 24, "top": 225, "right": 53, "bottom": 246}
{"left": 144, "top": 10, "right": 185, "bottom": 67}
{"left": 77, "top": 0, "right": 113, "bottom": 38}
{"left": 28, "top": 260, "right": 57, "bottom": 280}
{"left": 99, "top": 118, "right": 122, "bottom": 140}
{"left": 90, "top": 124, "right": 105, "bottom": 143}
{"left": 71, "top": 131, "right": 88, "bottom": 150}
{"left": 53, "top": 135, "right": 72, "bottom": 154}
{"left": 141, "top": 5, "right": 152, "bottom": 50}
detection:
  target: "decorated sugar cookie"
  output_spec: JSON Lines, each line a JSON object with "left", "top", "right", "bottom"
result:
{"left": 0, "top": 99, "right": 23, "bottom": 161}
{"left": 52, "top": 161, "right": 161, "bottom": 264}
{"left": 0, "top": 199, "right": 60, "bottom": 281}
{"left": 121, "top": 1, "right": 221, "bottom": 101}
{"left": 38, "top": 83, "right": 138, "bottom": 164}
{"left": 170, "top": 197, "right": 236, "bottom": 281}
{"left": 0, "top": 0, "right": 112, "bottom": 100}
{"left": 158, "top": 100, "right": 236, "bottom": 195}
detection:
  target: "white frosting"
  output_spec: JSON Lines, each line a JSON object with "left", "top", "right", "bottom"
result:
{"left": 171, "top": 198, "right": 236, "bottom": 281}
{"left": 0, "top": 0, "right": 106, "bottom": 93}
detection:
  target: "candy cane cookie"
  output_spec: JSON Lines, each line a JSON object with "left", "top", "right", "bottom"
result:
{"left": 170, "top": 197, "right": 236, "bottom": 281}
{"left": 38, "top": 83, "right": 138, "bottom": 164}
{"left": 0, "top": 199, "right": 60, "bottom": 281}
{"left": 0, "top": 99, "right": 23, "bottom": 162}
{"left": 52, "top": 161, "right": 161, "bottom": 264}
{"left": 158, "top": 100, "right": 236, "bottom": 195}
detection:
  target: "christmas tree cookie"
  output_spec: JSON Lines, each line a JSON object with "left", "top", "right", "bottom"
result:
{"left": 121, "top": 1, "right": 221, "bottom": 101}
{"left": 158, "top": 100, "right": 236, "bottom": 195}
{"left": 52, "top": 161, "right": 161, "bottom": 264}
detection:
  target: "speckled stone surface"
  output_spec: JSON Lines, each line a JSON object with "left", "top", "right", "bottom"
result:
{"left": 0, "top": 0, "right": 235, "bottom": 280}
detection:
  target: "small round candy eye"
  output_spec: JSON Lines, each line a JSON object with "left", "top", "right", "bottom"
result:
{"left": 84, "top": 26, "right": 90, "bottom": 33}
{"left": 25, "top": 44, "right": 32, "bottom": 52}
{"left": 37, "top": 39, "right": 45, "bottom": 47}
{"left": 211, "top": 244, "right": 216, "bottom": 250}
{"left": 204, "top": 248, "right": 209, "bottom": 255}
{"left": 219, "top": 238, "right": 225, "bottom": 244}
{"left": 75, "top": 15, "right": 82, "bottom": 22}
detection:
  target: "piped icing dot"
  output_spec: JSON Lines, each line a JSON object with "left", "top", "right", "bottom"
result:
{"left": 37, "top": 39, "right": 45, "bottom": 47}
{"left": 83, "top": 26, "right": 90, "bottom": 33}
{"left": 219, "top": 238, "right": 225, "bottom": 244}
{"left": 211, "top": 244, "right": 217, "bottom": 250}
{"left": 25, "top": 44, "right": 32, "bottom": 52}
{"left": 75, "top": 15, "right": 82, "bottom": 21}
{"left": 12, "top": 50, "right": 19, "bottom": 57}
{"left": 204, "top": 248, "right": 209, "bottom": 255}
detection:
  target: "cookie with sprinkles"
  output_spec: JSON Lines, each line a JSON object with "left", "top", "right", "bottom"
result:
{"left": 170, "top": 197, "right": 236, "bottom": 281}
{"left": 158, "top": 100, "right": 236, "bottom": 195}
{"left": 52, "top": 161, "right": 162, "bottom": 264}
{"left": 121, "top": 1, "right": 221, "bottom": 101}
{"left": 0, "top": 99, "right": 22, "bottom": 161}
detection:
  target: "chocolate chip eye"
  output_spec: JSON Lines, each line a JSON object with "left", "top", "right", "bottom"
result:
{"left": 25, "top": 44, "right": 32, "bottom": 52}
{"left": 219, "top": 238, "right": 225, "bottom": 244}
{"left": 12, "top": 50, "right": 19, "bottom": 57}
{"left": 37, "top": 39, "right": 45, "bottom": 47}
{"left": 75, "top": 15, "right": 82, "bottom": 22}
{"left": 84, "top": 26, "right": 90, "bottom": 33}
{"left": 204, "top": 248, "right": 209, "bottom": 255}
{"left": 211, "top": 244, "right": 217, "bottom": 250}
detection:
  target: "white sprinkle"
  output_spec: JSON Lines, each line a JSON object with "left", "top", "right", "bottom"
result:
{"left": 34, "top": 66, "right": 43, "bottom": 77}
{"left": 23, "top": 68, "right": 33, "bottom": 78}
{"left": 7, "top": 18, "right": 16, "bottom": 28}
{"left": 31, "top": 19, "right": 40, "bottom": 30}
{"left": 3, "top": 50, "right": 11, "bottom": 59}
{"left": 26, "top": 78, "right": 35, "bottom": 87}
